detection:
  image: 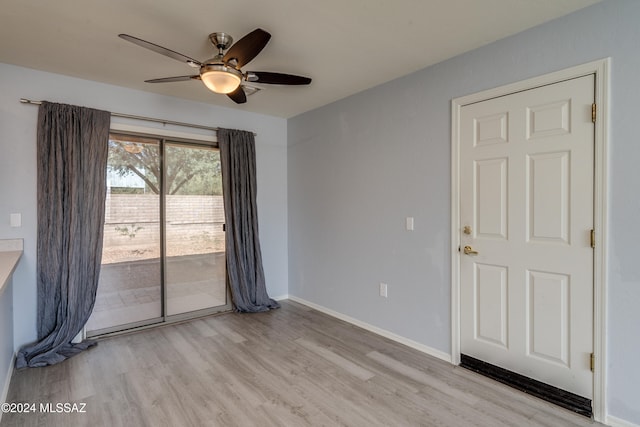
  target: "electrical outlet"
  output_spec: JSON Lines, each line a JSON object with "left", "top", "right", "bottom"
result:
{"left": 379, "top": 283, "right": 388, "bottom": 298}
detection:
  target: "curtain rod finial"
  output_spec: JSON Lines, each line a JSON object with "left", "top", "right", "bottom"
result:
{"left": 19, "top": 98, "right": 42, "bottom": 105}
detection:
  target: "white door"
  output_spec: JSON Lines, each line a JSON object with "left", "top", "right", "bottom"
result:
{"left": 459, "top": 75, "right": 594, "bottom": 398}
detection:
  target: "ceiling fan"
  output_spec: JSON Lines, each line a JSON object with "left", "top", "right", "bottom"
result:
{"left": 118, "top": 28, "right": 312, "bottom": 104}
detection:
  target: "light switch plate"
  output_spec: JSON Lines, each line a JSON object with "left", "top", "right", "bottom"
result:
{"left": 10, "top": 213, "right": 21, "bottom": 228}
{"left": 379, "top": 283, "right": 388, "bottom": 298}
{"left": 406, "top": 217, "right": 414, "bottom": 231}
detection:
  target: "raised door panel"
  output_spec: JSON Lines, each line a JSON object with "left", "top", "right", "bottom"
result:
{"left": 527, "top": 152, "right": 570, "bottom": 244}
{"left": 475, "top": 158, "right": 508, "bottom": 240}
{"left": 527, "top": 270, "right": 570, "bottom": 367}
{"left": 474, "top": 263, "right": 509, "bottom": 349}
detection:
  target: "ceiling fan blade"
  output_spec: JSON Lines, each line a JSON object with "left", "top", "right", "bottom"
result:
{"left": 227, "top": 86, "right": 247, "bottom": 104}
{"left": 145, "top": 75, "right": 201, "bottom": 83}
{"left": 249, "top": 72, "right": 312, "bottom": 85}
{"left": 223, "top": 29, "right": 271, "bottom": 69}
{"left": 119, "top": 34, "right": 202, "bottom": 67}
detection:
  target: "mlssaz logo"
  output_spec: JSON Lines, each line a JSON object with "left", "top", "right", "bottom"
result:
{"left": 39, "top": 402, "right": 87, "bottom": 413}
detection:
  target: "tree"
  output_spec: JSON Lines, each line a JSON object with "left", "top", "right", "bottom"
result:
{"left": 108, "top": 140, "right": 222, "bottom": 195}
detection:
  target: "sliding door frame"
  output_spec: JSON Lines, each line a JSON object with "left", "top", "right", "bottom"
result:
{"left": 85, "top": 122, "right": 231, "bottom": 338}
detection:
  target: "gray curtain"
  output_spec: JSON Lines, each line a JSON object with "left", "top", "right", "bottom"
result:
{"left": 16, "top": 102, "right": 110, "bottom": 368}
{"left": 218, "top": 128, "right": 279, "bottom": 312}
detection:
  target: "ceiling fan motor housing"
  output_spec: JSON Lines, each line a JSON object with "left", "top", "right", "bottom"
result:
{"left": 209, "top": 32, "right": 233, "bottom": 52}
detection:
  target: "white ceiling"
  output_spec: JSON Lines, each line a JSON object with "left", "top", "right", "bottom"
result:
{"left": 0, "top": 0, "right": 600, "bottom": 118}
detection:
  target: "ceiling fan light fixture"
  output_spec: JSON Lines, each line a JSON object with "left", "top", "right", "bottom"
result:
{"left": 200, "top": 63, "right": 242, "bottom": 94}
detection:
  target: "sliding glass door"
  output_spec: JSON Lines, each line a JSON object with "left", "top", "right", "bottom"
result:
{"left": 86, "top": 133, "right": 229, "bottom": 335}
{"left": 85, "top": 134, "right": 162, "bottom": 333}
{"left": 164, "top": 143, "right": 227, "bottom": 316}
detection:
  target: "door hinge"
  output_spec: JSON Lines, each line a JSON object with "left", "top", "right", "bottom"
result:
{"left": 590, "top": 229, "right": 596, "bottom": 248}
{"left": 592, "top": 103, "right": 597, "bottom": 123}
{"left": 590, "top": 353, "right": 595, "bottom": 372}
{"left": 222, "top": 223, "right": 226, "bottom": 232}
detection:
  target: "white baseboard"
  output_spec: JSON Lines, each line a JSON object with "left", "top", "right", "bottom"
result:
{"left": 0, "top": 352, "right": 16, "bottom": 424}
{"left": 272, "top": 294, "right": 290, "bottom": 301}
{"left": 287, "top": 295, "right": 452, "bottom": 363}
{"left": 607, "top": 415, "right": 640, "bottom": 427}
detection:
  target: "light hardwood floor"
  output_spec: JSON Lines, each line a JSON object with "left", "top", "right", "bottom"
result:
{"left": 2, "top": 300, "right": 603, "bottom": 427}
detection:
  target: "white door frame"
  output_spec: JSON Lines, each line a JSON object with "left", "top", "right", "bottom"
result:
{"left": 450, "top": 58, "right": 609, "bottom": 422}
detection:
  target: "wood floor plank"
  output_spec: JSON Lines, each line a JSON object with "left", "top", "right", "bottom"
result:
{"left": 1, "top": 300, "right": 604, "bottom": 426}
{"left": 294, "top": 338, "right": 376, "bottom": 381}
{"left": 367, "top": 350, "right": 480, "bottom": 406}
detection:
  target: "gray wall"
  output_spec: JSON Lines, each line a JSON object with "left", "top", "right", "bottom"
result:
{"left": 288, "top": 1, "right": 640, "bottom": 424}
{"left": 0, "top": 63, "right": 289, "bottom": 350}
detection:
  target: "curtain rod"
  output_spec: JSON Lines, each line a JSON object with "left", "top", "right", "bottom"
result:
{"left": 19, "top": 98, "right": 257, "bottom": 136}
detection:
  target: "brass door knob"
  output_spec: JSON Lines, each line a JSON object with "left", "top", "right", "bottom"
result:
{"left": 463, "top": 245, "right": 478, "bottom": 255}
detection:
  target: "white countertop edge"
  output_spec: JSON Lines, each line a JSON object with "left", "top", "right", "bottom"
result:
{"left": 0, "top": 240, "right": 23, "bottom": 296}
{"left": 0, "top": 239, "right": 23, "bottom": 252}
{"left": 0, "top": 251, "right": 22, "bottom": 295}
